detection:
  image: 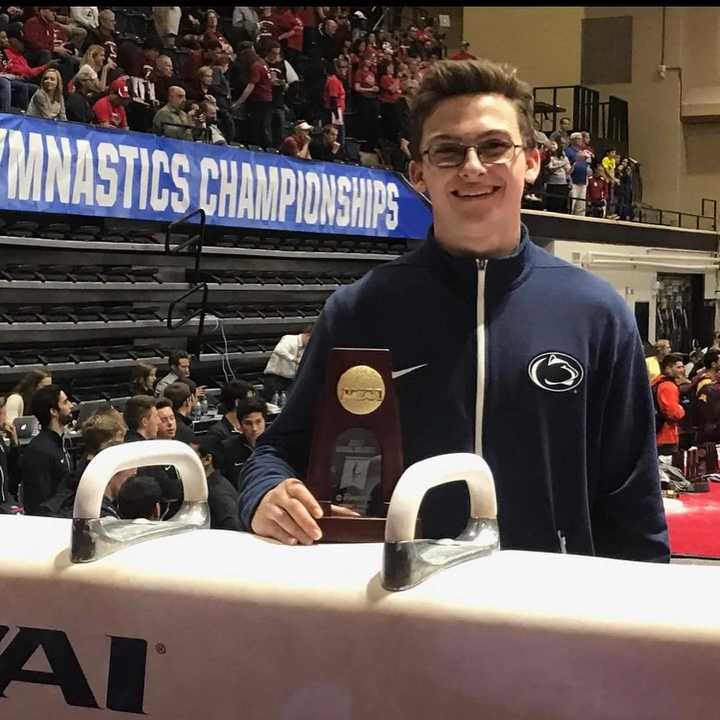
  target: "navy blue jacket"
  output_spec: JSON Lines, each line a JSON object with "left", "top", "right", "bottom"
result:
{"left": 239, "top": 226, "right": 669, "bottom": 562}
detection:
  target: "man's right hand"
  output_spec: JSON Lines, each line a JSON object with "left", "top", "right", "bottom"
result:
{"left": 251, "top": 479, "right": 359, "bottom": 545}
{"left": 251, "top": 478, "right": 324, "bottom": 545}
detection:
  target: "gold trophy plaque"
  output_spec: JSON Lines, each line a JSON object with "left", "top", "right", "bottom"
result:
{"left": 306, "top": 348, "right": 403, "bottom": 542}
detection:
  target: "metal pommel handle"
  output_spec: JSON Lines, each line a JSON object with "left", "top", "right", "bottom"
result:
{"left": 71, "top": 440, "right": 211, "bottom": 563}
{"left": 382, "top": 453, "right": 499, "bottom": 592}
{"left": 385, "top": 453, "right": 496, "bottom": 543}
{"left": 74, "top": 440, "right": 208, "bottom": 520}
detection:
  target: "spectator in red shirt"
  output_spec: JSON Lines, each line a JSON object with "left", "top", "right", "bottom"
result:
{"left": 323, "top": 58, "right": 347, "bottom": 136}
{"left": 353, "top": 57, "right": 380, "bottom": 151}
{"left": 450, "top": 41, "right": 476, "bottom": 61}
{"left": 0, "top": 25, "right": 47, "bottom": 110}
{"left": 256, "top": 6, "right": 277, "bottom": 44}
{"left": 379, "top": 59, "right": 401, "bottom": 142}
{"left": 231, "top": 47, "right": 273, "bottom": 148}
{"left": 275, "top": 6, "right": 304, "bottom": 64}
{"left": 23, "top": 6, "right": 80, "bottom": 87}
{"left": 93, "top": 77, "right": 130, "bottom": 130}
{"left": 203, "top": 10, "right": 232, "bottom": 55}
{"left": 279, "top": 120, "right": 312, "bottom": 159}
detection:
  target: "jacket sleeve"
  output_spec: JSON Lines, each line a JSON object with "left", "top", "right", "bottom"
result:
{"left": 237, "top": 291, "right": 345, "bottom": 530}
{"left": 21, "top": 450, "right": 55, "bottom": 512}
{"left": 657, "top": 382, "right": 685, "bottom": 422}
{"left": 591, "top": 325, "right": 670, "bottom": 562}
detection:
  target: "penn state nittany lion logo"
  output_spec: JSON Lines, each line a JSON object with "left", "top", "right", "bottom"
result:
{"left": 528, "top": 352, "right": 584, "bottom": 393}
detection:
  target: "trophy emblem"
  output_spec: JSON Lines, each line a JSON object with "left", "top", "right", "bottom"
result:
{"left": 306, "top": 348, "right": 403, "bottom": 542}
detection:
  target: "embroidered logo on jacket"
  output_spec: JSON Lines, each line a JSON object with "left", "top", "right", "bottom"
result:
{"left": 528, "top": 352, "right": 584, "bottom": 393}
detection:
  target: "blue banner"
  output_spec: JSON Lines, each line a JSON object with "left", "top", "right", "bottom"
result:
{"left": 0, "top": 113, "right": 433, "bottom": 240}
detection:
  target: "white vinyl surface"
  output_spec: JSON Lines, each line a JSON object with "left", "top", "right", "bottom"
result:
{"left": 2, "top": 515, "right": 720, "bottom": 719}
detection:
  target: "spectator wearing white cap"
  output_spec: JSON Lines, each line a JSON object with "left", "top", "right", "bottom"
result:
{"left": 279, "top": 120, "right": 312, "bottom": 159}
{"left": 565, "top": 132, "right": 590, "bottom": 216}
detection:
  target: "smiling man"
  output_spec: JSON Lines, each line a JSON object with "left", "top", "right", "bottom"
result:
{"left": 238, "top": 59, "right": 669, "bottom": 562}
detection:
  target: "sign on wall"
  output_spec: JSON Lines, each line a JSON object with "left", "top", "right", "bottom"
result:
{"left": 0, "top": 114, "right": 433, "bottom": 240}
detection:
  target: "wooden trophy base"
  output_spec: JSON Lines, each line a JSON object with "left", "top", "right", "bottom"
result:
{"left": 317, "top": 501, "right": 389, "bottom": 543}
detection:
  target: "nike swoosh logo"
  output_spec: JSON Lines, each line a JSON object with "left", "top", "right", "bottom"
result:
{"left": 391, "top": 363, "right": 428, "bottom": 379}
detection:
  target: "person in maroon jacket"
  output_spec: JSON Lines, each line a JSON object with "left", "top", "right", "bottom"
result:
{"left": 279, "top": 120, "right": 312, "bottom": 159}
{"left": 23, "top": 6, "right": 80, "bottom": 86}
{"left": 231, "top": 46, "right": 273, "bottom": 148}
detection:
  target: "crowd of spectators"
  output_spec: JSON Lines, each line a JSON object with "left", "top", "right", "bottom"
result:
{"left": 0, "top": 5, "right": 449, "bottom": 170}
{"left": 0, "top": 328, "right": 313, "bottom": 520}
{"left": 0, "top": 352, "right": 270, "bottom": 524}
{"left": 526, "top": 116, "right": 639, "bottom": 220}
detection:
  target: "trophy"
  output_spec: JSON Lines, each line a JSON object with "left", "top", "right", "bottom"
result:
{"left": 305, "top": 348, "right": 404, "bottom": 542}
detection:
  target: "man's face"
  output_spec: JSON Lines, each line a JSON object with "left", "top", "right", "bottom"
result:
{"left": 409, "top": 93, "right": 540, "bottom": 257}
{"left": 326, "top": 19, "right": 337, "bottom": 36}
{"left": 176, "top": 357, "right": 190, "bottom": 378}
{"left": 156, "top": 57, "right": 173, "bottom": 78}
{"left": 40, "top": 8, "right": 55, "bottom": 22}
{"left": 55, "top": 391, "right": 74, "bottom": 427}
{"left": 156, "top": 407, "right": 177, "bottom": 439}
{"left": 241, "top": 412, "right": 266, "bottom": 446}
{"left": 266, "top": 47, "right": 281, "bottom": 64}
{"left": 100, "top": 11, "right": 116, "bottom": 31}
{"left": 0, "top": 32, "right": 8, "bottom": 49}
{"left": 670, "top": 360, "right": 686, "bottom": 380}
{"left": 324, "top": 127, "right": 338, "bottom": 145}
{"left": 141, "top": 407, "right": 160, "bottom": 439}
{"left": 560, "top": 118, "right": 571, "bottom": 131}
{"left": 169, "top": 88, "right": 186, "bottom": 110}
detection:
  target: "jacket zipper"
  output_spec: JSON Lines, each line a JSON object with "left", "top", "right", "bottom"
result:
{"left": 475, "top": 258, "right": 487, "bottom": 456}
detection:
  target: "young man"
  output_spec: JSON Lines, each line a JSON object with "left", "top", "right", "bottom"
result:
{"left": 193, "top": 439, "right": 241, "bottom": 530}
{"left": 123, "top": 395, "right": 160, "bottom": 442}
{"left": 221, "top": 398, "right": 268, "bottom": 489}
{"left": 163, "top": 382, "right": 195, "bottom": 445}
{"left": 19, "top": 384, "right": 74, "bottom": 515}
{"left": 239, "top": 59, "right": 669, "bottom": 562}
{"left": 117, "top": 474, "right": 165, "bottom": 520}
{"left": 155, "top": 350, "right": 191, "bottom": 397}
{"left": 309, "top": 123, "right": 346, "bottom": 162}
{"left": 205, "top": 380, "right": 255, "bottom": 449}
{"left": 652, "top": 354, "right": 686, "bottom": 455}
{"left": 92, "top": 77, "right": 130, "bottom": 129}
{"left": 155, "top": 398, "right": 177, "bottom": 440}
{"left": 646, "top": 339, "right": 672, "bottom": 382}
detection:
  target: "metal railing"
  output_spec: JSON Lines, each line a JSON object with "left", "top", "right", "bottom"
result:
{"left": 523, "top": 190, "right": 717, "bottom": 231}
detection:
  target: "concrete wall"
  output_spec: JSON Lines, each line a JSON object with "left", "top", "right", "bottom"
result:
{"left": 462, "top": 7, "right": 720, "bottom": 223}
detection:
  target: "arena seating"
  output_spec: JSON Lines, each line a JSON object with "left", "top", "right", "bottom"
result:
{"left": 0, "top": 205, "right": 403, "bottom": 403}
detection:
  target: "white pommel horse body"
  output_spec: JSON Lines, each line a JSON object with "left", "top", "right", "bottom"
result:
{"left": 1, "top": 441, "right": 720, "bottom": 719}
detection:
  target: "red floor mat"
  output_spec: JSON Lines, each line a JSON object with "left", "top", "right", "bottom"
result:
{"left": 664, "top": 480, "right": 720, "bottom": 558}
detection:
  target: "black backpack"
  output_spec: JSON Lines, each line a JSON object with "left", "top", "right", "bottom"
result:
{"left": 652, "top": 378, "right": 676, "bottom": 433}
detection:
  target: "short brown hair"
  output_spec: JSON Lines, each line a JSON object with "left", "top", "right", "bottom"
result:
{"left": 409, "top": 58, "right": 536, "bottom": 161}
{"left": 164, "top": 382, "right": 192, "bottom": 412}
{"left": 82, "top": 408, "right": 126, "bottom": 456}
{"left": 124, "top": 395, "right": 156, "bottom": 432}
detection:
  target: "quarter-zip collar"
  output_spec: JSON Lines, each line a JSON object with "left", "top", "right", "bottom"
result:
{"left": 415, "top": 223, "right": 535, "bottom": 298}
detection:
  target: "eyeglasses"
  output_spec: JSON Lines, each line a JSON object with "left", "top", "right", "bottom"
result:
{"left": 421, "top": 139, "right": 525, "bottom": 168}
